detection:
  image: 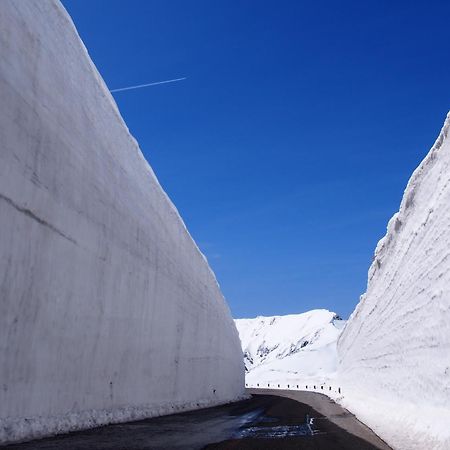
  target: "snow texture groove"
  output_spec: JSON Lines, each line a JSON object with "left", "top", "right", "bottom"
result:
{"left": 0, "top": 0, "right": 244, "bottom": 444}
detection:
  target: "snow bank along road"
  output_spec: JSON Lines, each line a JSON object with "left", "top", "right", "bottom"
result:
{"left": 337, "top": 112, "right": 450, "bottom": 450}
{"left": 242, "top": 112, "right": 450, "bottom": 450}
{"left": 240, "top": 113, "right": 450, "bottom": 450}
{"left": 0, "top": 0, "right": 243, "bottom": 444}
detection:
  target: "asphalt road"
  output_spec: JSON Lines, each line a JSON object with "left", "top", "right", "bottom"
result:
{"left": 2, "top": 391, "right": 391, "bottom": 450}
{"left": 239, "top": 389, "right": 391, "bottom": 450}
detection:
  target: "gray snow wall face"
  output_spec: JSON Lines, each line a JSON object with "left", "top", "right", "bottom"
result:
{"left": 337, "top": 113, "right": 450, "bottom": 450}
{"left": 0, "top": 0, "right": 244, "bottom": 443}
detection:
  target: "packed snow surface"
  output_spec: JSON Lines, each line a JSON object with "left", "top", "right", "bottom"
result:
{"left": 338, "top": 112, "right": 450, "bottom": 450}
{"left": 0, "top": 0, "right": 243, "bottom": 444}
{"left": 235, "top": 310, "right": 345, "bottom": 386}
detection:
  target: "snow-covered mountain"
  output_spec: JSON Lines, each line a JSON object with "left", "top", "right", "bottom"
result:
{"left": 235, "top": 309, "right": 345, "bottom": 385}
{"left": 337, "top": 112, "right": 450, "bottom": 450}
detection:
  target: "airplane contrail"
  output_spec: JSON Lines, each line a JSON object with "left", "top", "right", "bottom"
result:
{"left": 110, "top": 77, "right": 187, "bottom": 93}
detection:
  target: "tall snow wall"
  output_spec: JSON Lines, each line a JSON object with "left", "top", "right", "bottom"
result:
{"left": 0, "top": 0, "right": 244, "bottom": 443}
{"left": 338, "top": 112, "right": 450, "bottom": 450}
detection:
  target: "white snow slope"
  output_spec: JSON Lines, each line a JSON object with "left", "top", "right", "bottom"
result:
{"left": 235, "top": 310, "right": 345, "bottom": 386}
{"left": 337, "top": 112, "right": 450, "bottom": 450}
{"left": 0, "top": 0, "right": 243, "bottom": 444}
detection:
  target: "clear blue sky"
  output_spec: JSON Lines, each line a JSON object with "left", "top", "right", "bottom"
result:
{"left": 62, "top": 0, "right": 449, "bottom": 319}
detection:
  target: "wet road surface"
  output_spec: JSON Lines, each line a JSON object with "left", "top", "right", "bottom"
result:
{"left": 229, "top": 389, "right": 392, "bottom": 449}
{"left": 2, "top": 391, "right": 391, "bottom": 449}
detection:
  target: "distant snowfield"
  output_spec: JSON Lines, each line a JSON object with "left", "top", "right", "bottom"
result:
{"left": 235, "top": 309, "right": 345, "bottom": 386}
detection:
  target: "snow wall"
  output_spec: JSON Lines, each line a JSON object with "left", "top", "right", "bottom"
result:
{"left": 338, "top": 112, "right": 450, "bottom": 450}
{"left": 0, "top": 0, "right": 244, "bottom": 443}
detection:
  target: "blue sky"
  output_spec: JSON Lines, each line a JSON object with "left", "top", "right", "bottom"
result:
{"left": 63, "top": 0, "right": 449, "bottom": 319}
